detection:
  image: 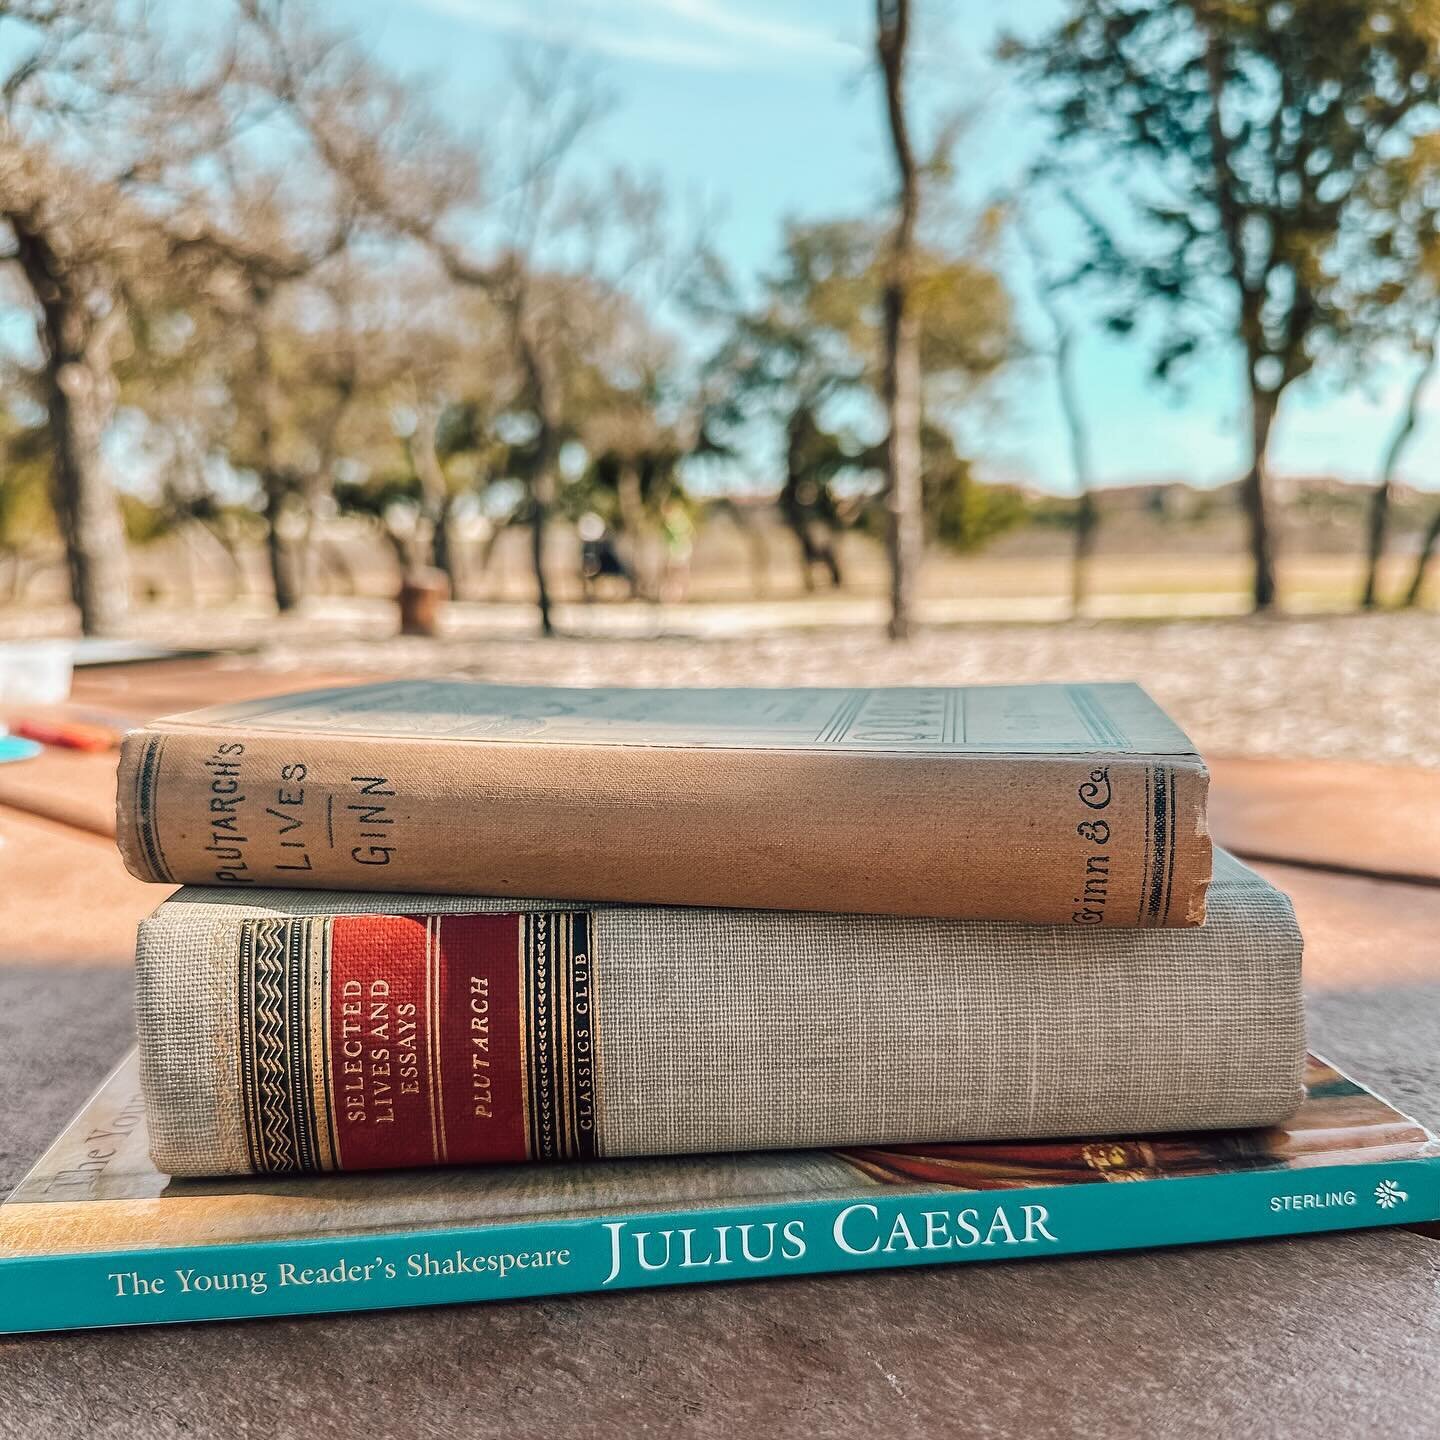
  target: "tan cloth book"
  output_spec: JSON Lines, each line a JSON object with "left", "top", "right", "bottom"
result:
{"left": 135, "top": 852, "right": 1300, "bottom": 1179}
{"left": 117, "top": 679, "right": 1211, "bottom": 925}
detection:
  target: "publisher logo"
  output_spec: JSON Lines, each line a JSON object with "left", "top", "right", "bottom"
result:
{"left": 1374, "top": 1180, "right": 1408, "bottom": 1210}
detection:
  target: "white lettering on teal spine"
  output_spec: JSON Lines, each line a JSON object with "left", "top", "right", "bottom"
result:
{"left": 599, "top": 1203, "right": 1056, "bottom": 1286}
{"left": 832, "top": 1202, "right": 1057, "bottom": 1256}
{"left": 602, "top": 1218, "right": 807, "bottom": 1286}
{"left": 1269, "top": 1190, "right": 1356, "bottom": 1212}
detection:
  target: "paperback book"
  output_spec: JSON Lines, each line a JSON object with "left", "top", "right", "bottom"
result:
{"left": 1, "top": 1054, "right": 1434, "bottom": 1334}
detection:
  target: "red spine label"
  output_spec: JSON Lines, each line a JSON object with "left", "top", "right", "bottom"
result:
{"left": 234, "top": 910, "right": 598, "bottom": 1174}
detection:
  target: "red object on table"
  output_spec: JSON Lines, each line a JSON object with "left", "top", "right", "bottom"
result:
{"left": 10, "top": 717, "right": 121, "bottom": 752}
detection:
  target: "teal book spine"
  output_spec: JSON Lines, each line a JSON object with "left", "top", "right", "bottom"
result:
{"left": 3, "top": 1155, "right": 1438, "bottom": 1334}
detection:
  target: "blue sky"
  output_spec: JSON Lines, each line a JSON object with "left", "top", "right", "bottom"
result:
{"left": 270, "top": 3, "right": 1438, "bottom": 494}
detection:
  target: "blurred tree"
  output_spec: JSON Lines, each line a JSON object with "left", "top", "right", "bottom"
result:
{"left": 917, "top": 422, "right": 1030, "bottom": 553}
{"left": 779, "top": 408, "right": 855, "bottom": 589}
{"left": 1404, "top": 508, "right": 1440, "bottom": 609}
{"left": 701, "top": 217, "right": 1013, "bottom": 591}
{"left": 579, "top": 405, "right": 692, "bottom": 602}
{"left": 695, "top": 224, "right": 869, "bottom": 589}
{"left": 1015, "top": 207, "right": 1098, "bottom": 616}
{"left": 853, "top": 419, "right": 1030, "bottom": 555}
{"left": 430, "top": 394, "right": 525, "bottom": 591}
{"left": 1004, "top": 0, "right": 1440, "bottom": 612}
{"left": 1351, "top": 130, "right": 1440, "bottom": 608}
{"left": 114, "top": 293, "right": 262, "bottom": 603}
{"left": 0, "top": 159, "right": 144, "bottom": 634}
{"left": 0, "top": 398, "right": 53, "bottom": 602}
{"left": 0, "top": 0, "right": 146, "bottom": 633}
{"left": 0, "top": 0, "right": 385, "bottom": 623}
{"left": 875, "top": 0, "right": 922, "bottom": 638}
{"left": 1363, "top": 318, "right": 1438, "bottom": 608}
{"left": 264, "top": 5, "right": 679, "bottom": 635}
{"left": 160, "top": 206, "right": 356, "bottom": 611}
{"left": 539, "top": 279, "right": 692, "bottom": 599}
{"left": 146, "top": 0, "right": 507, "bottom": 614}
{"left": 325, "top": 269, "right": 518, "bottom": 597}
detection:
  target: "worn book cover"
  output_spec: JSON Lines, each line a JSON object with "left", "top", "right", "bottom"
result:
{"left": 116, "top": 679, "right": 1211, "bottom": 925}
{"left": 0, "top": 1054, "right": 1434, "bottom": 1334}
{"left": 134, "top": 852, "right": 1300, "bottom": 1178}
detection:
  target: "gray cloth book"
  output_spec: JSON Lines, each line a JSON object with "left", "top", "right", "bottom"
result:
{"left": 135, "top": 851, "right": 1303, "bottom": 1179}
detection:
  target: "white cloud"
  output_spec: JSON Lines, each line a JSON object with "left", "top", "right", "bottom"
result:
{"left": 635, "top": 0, "right": 856, "bottom": 58}
{"left": 413, "top": 0, "right": 859, "bottom": 71}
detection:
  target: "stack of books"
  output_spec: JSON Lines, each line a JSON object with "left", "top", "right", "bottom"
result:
{"left": 1, "top": 681, "right": 1434, "bottom": 1333}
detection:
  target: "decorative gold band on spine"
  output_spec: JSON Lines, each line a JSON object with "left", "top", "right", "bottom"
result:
{"left": 236, "top": 916, "right": 328, "bottom": 1175}
{"left": 1138, "top": 764, "right": 1178, "bottom": 927}
{"left": 520, "top": 911, "right": 601, "bottom": 1162}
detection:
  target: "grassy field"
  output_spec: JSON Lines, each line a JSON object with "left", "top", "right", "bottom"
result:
{"left": 7, "top": 517, "right": 1438, "bottom": 630}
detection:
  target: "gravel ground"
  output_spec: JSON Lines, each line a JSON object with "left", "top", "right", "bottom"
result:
{"left": 176, "top": 608, "right": 1440, "bottom": 768}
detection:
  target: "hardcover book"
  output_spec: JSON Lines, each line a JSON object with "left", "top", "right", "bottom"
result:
{"left": 0, "top": 1054, "right": 1434, "bottom": 1334}
{"left": 134, "top": 852, "right": 1301, "bottom": 1178}
{"left": 116, "top": 679, "right": 1211, "bottom": 925}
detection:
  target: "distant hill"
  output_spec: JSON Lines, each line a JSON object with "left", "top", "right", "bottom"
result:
{"left": 987, "top": 474, "right": 1440, "bottom": 558}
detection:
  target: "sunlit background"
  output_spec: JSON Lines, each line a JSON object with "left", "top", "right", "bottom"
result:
{"left": 1, "top": 0, "right": 1437, "bottom": 767}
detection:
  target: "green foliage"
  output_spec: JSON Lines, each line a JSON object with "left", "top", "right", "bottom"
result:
{"left": 850, "top": 423, "right": 1030, "bottom": 553}
{"left": 701, "top": 217, "right": 1016, "bottom": 556}
{"left": 333, "top": 472, "right": 423, "bottom": 520}
{"left": 927, "top": 467, "right": 1029, "bottom": 553}
{"left": 119, "top": 493, "right": 172, "bottom": 546}
{"left": 573, "top": 446, "right": 687, "bottom": 527}
{"left": 1003, "top": 0, "right": 1440, "bottom": 390}
{"left": 705, "top": 218, "right": 1013, "bottom": 425}
{"left": 0, "top": 412, "right": 54, "bottom": 554}
{"left": 1343, "top": 128, "right": 1440, "bottom": 352}
{"left": 1025, "top": 493, "right": 1086, "bottom": 531}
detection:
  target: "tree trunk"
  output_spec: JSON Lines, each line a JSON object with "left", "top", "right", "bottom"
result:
{"left": 515, "top": 325, "right": 557, "bottom": 637}
{"left": 431, "top": 497, "right": 464, "bottom": 598}
{"left": 476, "top": 514, "right": 509, "bottom": 585}
{"left": 44, "top": 355, "right": 130, "bottom": 634}
{"left": 9, "top": 220, "right": 129, "bottom": 635}
{"left": 249, "top": 291, "right": 307, "bottom": 613}
{"left": 882, "top": 302, "right": 922, "bottom": 637}
{"left": 198, "top": 520, "right": 245, "bottom": 603}
{"left": 1016, "top": 214, "right": 1099, "bottom": 619}
{"left": 408, "top": 404, "right": 463, "bottom": 593}
{"left": 616, "top": 462, "right": 651, "bottom": 599}
{"left": 529, "top": 469, "right": 555, "bottom": 635}
{"left": 1362, "top": 472, "right": 1394, "bottom": 611}
{"left": 1053, "top": 329, "right": 1097, "bottom": 617}
{"left": 1243, "top": 384, "right": 1279, "bottom": 612}
{"left": 782, "top": 418, "right": 820, "bottom": 591}
{"left": 778, "top": 491, "right": 843, "bottom": 591}
{"left": 876, "top": 0, "right": 922, "bottom": 641}
{"left": 1202, "top": 29, "right": 1280, "bottom": 615}
{"left": 1072, "top": 492, "right": 1097, "bottom": 617}
{"left": 787, "top": 516, "right": 817, "bottom": 592}
{"left": 1403, "top": 507, "right": 1440, "bottom": 609}
{"left": 1362, "top": 326, "right": 1438, "bottom": 609}
{"left": 263, "top": 480, "right": 305, "bottom": 613}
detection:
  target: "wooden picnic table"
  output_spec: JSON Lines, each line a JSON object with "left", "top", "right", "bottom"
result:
{"left": 0, "top": 659, "right": 1437, "bottom": 1438}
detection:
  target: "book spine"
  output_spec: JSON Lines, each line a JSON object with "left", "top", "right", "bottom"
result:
{"left": 116, "top": 726, "right": 1210, "bottom": 925}
{"left": 3, "top": 1157, "right": 1435, "bottom": 1334}
{"left": 136, "top": 894, "right": 1303, "bottom": 1178}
